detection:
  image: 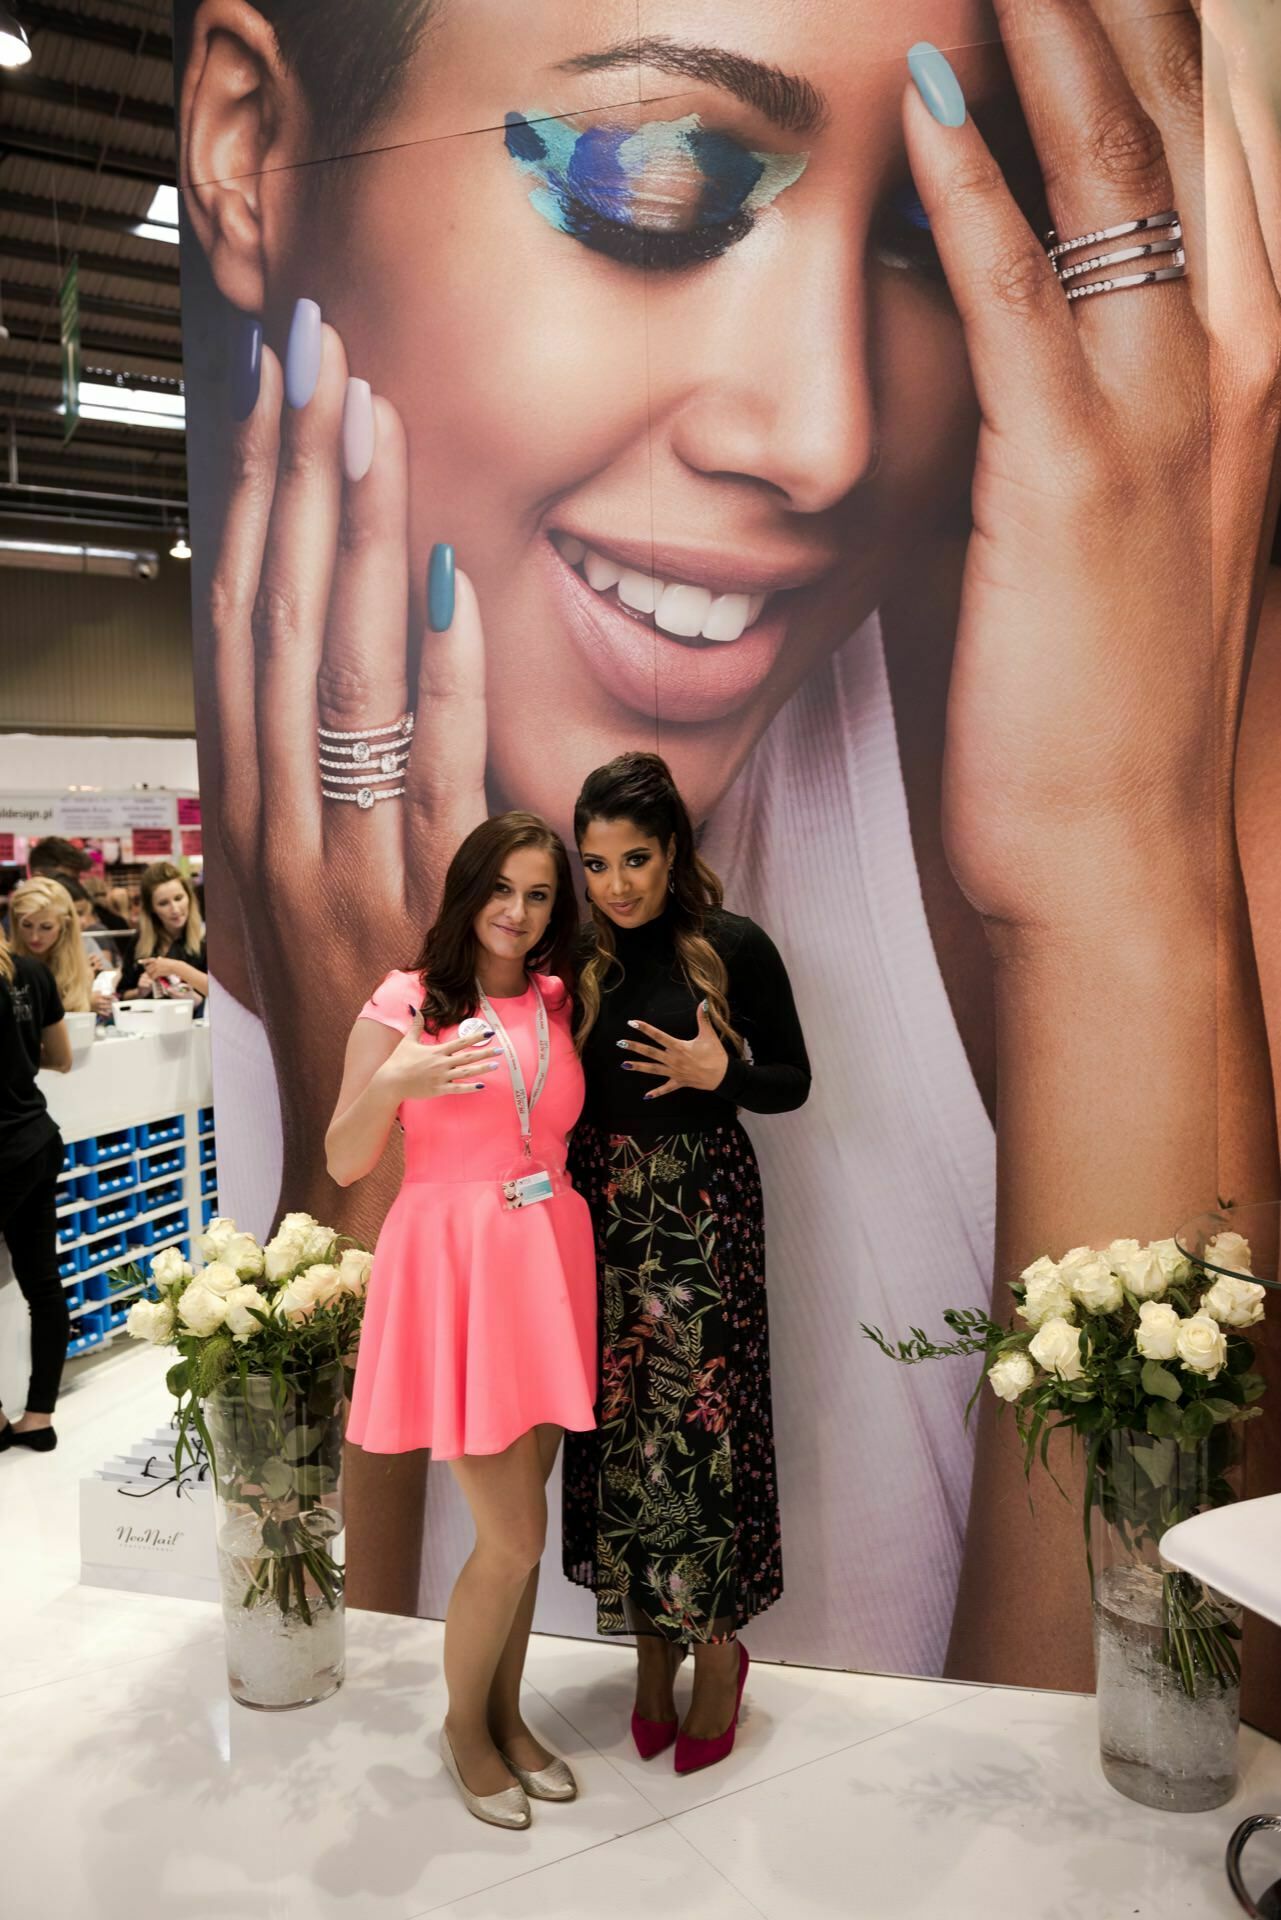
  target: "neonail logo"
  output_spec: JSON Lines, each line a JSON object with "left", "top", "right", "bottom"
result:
{"left": 115, "top": 1525, "right": 183, "bottom": 1550}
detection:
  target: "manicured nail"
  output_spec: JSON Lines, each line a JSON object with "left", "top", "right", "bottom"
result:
{"left": 342, "top": 377, "right": 375, "bottom": 481}
{"left": 908, "top": 42, "right": 966, "bottom": 127}
{"left": 428, "top": 543, "right": 456, "bottom": 632}
{"left": 231, "top": 314, "right": 262, "bottom": 422}
{"left": 285, "top": 297, "right": 322, "bottom": 408}
{"left": 616, "top": 1040, "right": 630, "bottom": 1049}
{"left": 474, "top": 1083, "right": 487, "bottom": 1091}
{"left": 621, "top": 1062, "right": 634, "bottom": 1070}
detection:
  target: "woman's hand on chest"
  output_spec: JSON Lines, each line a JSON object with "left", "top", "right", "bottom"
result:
{"left": 618, "top": 1000, "right": 730, "bottom": 1101}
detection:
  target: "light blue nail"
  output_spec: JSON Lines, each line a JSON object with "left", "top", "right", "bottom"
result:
{"left": 428, "top": 543, "right": 455, "bottom": 633}
{"left": 284, "top": 298, "right": 322, "bottom": 408}
{"left": 908, "top": 42, "right": 966, "bottom": 128}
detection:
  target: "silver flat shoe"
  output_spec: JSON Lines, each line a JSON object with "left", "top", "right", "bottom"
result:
{"left": 438, "top": 1729, "right": 531, "bottom": 1830}
{"left": 500, "top": 1749, "right": 578, "bottom": 1802}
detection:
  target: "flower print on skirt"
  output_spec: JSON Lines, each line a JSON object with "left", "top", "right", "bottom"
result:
{"left": 562, "top": 1119, "right": 783, "bottom": 1644}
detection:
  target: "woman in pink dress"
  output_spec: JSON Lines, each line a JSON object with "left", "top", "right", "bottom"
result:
{"left": 325, "top": 811, "right": 596, "bottom": 1832}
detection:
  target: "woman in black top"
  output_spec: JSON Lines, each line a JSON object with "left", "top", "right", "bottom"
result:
{"left": 0, "top": 926, "right": 72, "bottom": 1453}
{"left": 563, "top": 753, "right": 809, "bottom": 1777}
{"left": 120, "top": 861, "right": 208, "bottom": 1004}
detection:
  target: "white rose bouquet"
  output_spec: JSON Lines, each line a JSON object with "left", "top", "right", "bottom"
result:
{"left": 864, "top": 1231, "right": 1268, "bottom": 1698}
{"left": 112, "top": 1215, "right": 373, "bottom": 1627}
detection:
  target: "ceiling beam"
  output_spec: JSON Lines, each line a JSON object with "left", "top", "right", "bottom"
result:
{"left": 0, "top": 394, "right": 186, "bottom": 438}
{"left": 5, "top": 324, "right": 184, "bottom": 368}
{"left": 1, "top": 129, "right": 173, "bottom": 186}
{"left": 0, "top": 189, "right": 177, "bottom": 245}
{"left": 0, "top": 234, "right": 179, "bottom": 288}
{"left": 20, "top": 3, "right": 174, "bottom": 64}
{"left": 1, "top": 73, "right": 176, "bottom": 133}
{"left": 2, "top": 277, "right": 181, "bottom": 329}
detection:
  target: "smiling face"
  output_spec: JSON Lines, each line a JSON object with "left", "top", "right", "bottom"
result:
{"left": 472, "top": 846, "right": 558, "bottom": 972}
{"left": 579, "top": 819, "right": 675, "bottom": 929}
{"left": 151, "top": 881, "right": 191, "bottom": 938}
{"left": 237, "top": 1, "right": 1016, "bottom": 836}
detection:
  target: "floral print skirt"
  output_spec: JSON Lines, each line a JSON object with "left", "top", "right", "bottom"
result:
{"left": 562, "top": 1119, "right": 783, "bottom": 1645}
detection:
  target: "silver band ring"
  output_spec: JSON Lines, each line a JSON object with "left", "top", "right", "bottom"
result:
{"left": 1046, "top": 209, "right": 1187, "bottom": 303}
{"left": 317, "top": 765, "right": 407, "bottom": 787}
{"left": 317, "top": 751, "right": 408, "bottom": 776}
{"left": 321, "top": 786, "right": 406, "bottom": 810}
{"left": 317, "top": 712, "right": 414, "bottom": 744}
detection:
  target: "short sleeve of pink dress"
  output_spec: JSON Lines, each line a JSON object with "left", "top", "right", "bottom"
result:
{"left": 345, "top": 971, "right": 598, "bottom": 1460}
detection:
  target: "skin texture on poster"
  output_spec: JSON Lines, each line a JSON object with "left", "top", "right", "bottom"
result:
{"left": 174, "top": 0, "right": 1281, "bottom": 1713}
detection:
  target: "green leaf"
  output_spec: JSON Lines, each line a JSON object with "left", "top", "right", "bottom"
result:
{"left": 259, "top": 1457, "right": 293, "bottom": 1500}
{"left": 292, "top": 1464, "right": 337, "bottom": 1495}
{"left": 1181, "top": 1401, "right": 1215, "bottom": 1442}
{"left": 282, "top": 1424, "right": 321, "bottom": 1463}
{"left": 1146, "top": 1400, "right": 1182, "bottom": 1439}
{"left": 1132, "top": 1440, "right": 1176, "bottom": 1489}
{"left": 165, "top": 1360, "right": 189, "bottom": 1399}
{"left": 1203, "top": 1399, "right": 1240, "bottom": 1424}
{"left": 1141, "top": 1361, "right": 1182, "bottom": 1403}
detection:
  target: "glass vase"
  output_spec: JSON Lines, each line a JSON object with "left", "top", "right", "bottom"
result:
{"left": 1091, "top": 1427, "right": 1242, "bottom": 1812}
{"left": 203, "top": 1360, "right": 346, "bottom": 1710}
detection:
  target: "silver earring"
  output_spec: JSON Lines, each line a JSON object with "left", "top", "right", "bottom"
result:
{"left": 667, "top": 871, "right": 675, "bottom": 894}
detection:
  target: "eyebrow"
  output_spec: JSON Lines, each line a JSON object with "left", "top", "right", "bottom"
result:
{"left": 556, "top": 34, "right": 830, "bottom": 137}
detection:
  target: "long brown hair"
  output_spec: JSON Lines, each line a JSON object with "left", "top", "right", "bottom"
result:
{"left": 410, "top": 813, "right": 578, "bottom": 1034}
{"left": 137, "top": 862, "right": 205, "bottom": 960}
{"left": 573, "top": 754, "right": 742, "bottom": 1055}
{"left": 9, "top": 877, "right": 93, "bottom": 1012}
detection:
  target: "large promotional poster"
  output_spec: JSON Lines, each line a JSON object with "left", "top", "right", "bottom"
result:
{"left": 173, "top": 1, "right": 1281, "bottom": 1719}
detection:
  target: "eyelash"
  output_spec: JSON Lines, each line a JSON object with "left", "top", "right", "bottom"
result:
{"left": 583, "top": 853, "right": 651, "bottom": 871}
{"left": 561, "top": 200, "right": 754, "bottom": 272}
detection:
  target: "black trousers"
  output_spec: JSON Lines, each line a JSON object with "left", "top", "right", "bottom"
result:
{"left": 1, "top": 1134, "right": 69, "bottom": 1415}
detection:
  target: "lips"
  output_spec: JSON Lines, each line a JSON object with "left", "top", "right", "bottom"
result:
{"left": 541, "top": 531, "right": 828, "bottom": 725}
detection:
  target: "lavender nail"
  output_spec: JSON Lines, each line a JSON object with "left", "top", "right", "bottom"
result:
{"left": 342, "top": 377, "right": 375, "bottom": 481}
{"left": 285, "top": 297, "right": 322, "bottom": 409}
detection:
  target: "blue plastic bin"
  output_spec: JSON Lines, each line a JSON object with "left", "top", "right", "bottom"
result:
{"left": 140, "top": 1146, "right": 185, "bottom": 1184}
{"left": 79, "top": 1161, "right": 138, "bottom": 1201}
{"left": 137, "top": 1114, "right": 185, "bottom": 1150}
{"left": 64, "top": 1280, "right": 85, "bottom": 1312}
{"left": 81, "top": 1192, "right": 138, "bottom": 1236}
{"left": 201, "top": 1193, "right": 220, "bottom": 1228}
{"left": 132, "top": 1208, "right": 188, "bottom": 1249}
{"left": 198, "top": 1106, "right": 215, "bottom": 1135}
{"left": 198, "top": 1134, "right": 217, "bottom": 1167}
{"left": 57, "top": 1247, "right": 81, "bottom": 1282}
{"left": 200, "top": 1165, "right": 218, "bottom": 1197}
{"left": 80, "top": 1127, "right": 135, "bottom": 1167}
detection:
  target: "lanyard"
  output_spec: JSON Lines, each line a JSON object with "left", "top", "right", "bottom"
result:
{"left": 476, "top": 979, "right": 549, "bottom": 1159}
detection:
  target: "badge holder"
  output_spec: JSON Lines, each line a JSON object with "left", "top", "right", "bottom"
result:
{"left": 503, "top": 1151, "right": 554, "bottom": 1211}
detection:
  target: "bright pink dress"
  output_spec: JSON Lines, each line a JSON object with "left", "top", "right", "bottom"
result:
{"left": 345, "top": 969, "right": 598, "bottom": 1459}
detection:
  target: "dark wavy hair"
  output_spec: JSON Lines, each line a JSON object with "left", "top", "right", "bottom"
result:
{"left": 409, "top": 813, "right": 577, "bottom": 1034}
{"left": 573, "top": 753, "right": 743, "bottom": 1055}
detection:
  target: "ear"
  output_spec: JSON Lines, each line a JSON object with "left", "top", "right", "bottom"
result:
{"left": 179, "top": 0, "right": 308, "bottom": 313}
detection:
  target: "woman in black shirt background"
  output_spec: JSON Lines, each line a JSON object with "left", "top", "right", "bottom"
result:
{"left": 563, "top": 753, "right": 809, "bottom": 1777}
{"left": 0, "top": 926, "right": 71, "bottom": 1453}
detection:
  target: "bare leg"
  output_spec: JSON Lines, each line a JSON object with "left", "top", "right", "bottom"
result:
{"left": 445, "top": 1430, "right": 548, "bottom": 1797}
{"left": 682, "top": 1637, "right": 743, "bottom": 1741}
{"left": 12, "top": 1412, "right": 53, "bottom": 1433}
{"left": 486, "top": 1424, "right": 562, "bottom": 1771}
{"left": 635, "top": 1631, "right": 684, "bottom": 1722}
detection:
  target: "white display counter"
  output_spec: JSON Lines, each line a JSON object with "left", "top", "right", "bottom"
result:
{"left": 0, "top": 1021, "right": 217, "bottom": 1384}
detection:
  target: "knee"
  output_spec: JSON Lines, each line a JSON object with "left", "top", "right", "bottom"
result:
{"left": 484, "top": 1523, "right": 546, "bottom": 1585}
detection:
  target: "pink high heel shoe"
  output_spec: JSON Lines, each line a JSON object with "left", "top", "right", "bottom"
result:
{"left": 630, "top": 1706, "right": 679, "bottom": 1760}
{"left": 673, "top": 1642, "right": 750, "bottom": 1776}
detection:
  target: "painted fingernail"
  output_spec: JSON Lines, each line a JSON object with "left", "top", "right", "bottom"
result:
{"left": 342, "top": 377, "right": 375, "bottom": 481}
{"left": 907, "top": 42, "right": 966, "bottom": 128}
{"left": 285, "top": 297, "right": 322, "bottom": 408}
{"left": 621, "top": 1062, "right": 634, "bottom": 1070}
{"left": 428, "top": 543, "right": 456, "bottom": 632}
{"left": 616, "top": 1040, "right": 630, "bottom": 1049}
{"left": 231, "top": 314, "right": 263, "bottom": 422}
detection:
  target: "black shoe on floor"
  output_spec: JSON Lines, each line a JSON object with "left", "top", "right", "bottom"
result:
{"left": 9, "top": 1426, "right": 56, "bottom": 1452}
{"left": 0, "top": 1422, "right": 11, "bottom": 1453}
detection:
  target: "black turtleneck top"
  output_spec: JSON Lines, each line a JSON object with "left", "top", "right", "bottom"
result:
{"left": 578, "top": 906, "right": 811, "bottom": 1135}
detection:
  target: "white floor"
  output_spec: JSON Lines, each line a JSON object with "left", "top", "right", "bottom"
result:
{"left": 4, "top": 1346, "right": 1281, "bottom": 1920}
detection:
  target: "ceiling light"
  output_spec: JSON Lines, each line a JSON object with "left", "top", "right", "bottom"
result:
{"left": 169, "top": 526, "right": 191, "bottom": 561}
{"left": 133, "top": 183, "right": 180, "bottom": 245}
{"left": 70, "top": 380, "right": 186, "bottom": 431}
{"left": 0, "top": 6, "right": 32, "bottom": 68}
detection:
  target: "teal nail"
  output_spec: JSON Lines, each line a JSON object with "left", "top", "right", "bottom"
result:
{"left": 428, "top": 543, "right": 455, "bottom": 632}
{"left": 908, "top": 42, "right": 966, "bottom": 128}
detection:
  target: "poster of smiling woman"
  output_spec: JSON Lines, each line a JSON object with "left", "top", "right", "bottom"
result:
{"left": 172, "top": 0, "right": 1281, "bottom": 1718}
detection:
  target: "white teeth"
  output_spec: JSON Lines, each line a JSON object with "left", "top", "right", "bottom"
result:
{"left": 584, "top": 549, "right": 623, "bottom": 592}
{"left": 617, "top": 568, "right": 660, "bottom": 614}
{"left": 701, "top": 592, "right": 752, "bottom": 644}
{"left": 656, "top": 583, "right": 713, "bottom": 638}
{"left": 576, "top": 546, "right": 771, "bottom": 641}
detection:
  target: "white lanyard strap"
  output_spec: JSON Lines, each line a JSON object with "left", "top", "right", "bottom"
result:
{"left": 477, "top": 979, "right": 549, "bottom": 1154}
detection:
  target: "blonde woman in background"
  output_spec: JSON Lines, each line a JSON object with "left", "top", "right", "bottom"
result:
{"left": 120, "top": 863, "right": 209, "bottom": 1003}
{"left": 9, "top": 879, "right": 97, "bottom": 1016}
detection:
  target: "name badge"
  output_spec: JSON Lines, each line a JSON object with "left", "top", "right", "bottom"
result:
{"left": 503, "top": 1169, "right": 555, "bottom": 1210}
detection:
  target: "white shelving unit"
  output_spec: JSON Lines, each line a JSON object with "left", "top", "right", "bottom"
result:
{"left": 0, "top": 1025, "right": 217, "bottom": 1368}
